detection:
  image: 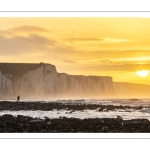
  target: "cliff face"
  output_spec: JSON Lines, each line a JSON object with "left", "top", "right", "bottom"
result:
{"left": 0, "top": 71, "right": 13, "bottom": 95}
{"left": 57, "top": 74, "right": 114, "bottom": 97}
{"left": 0, "top": 63, "right": 115, "bottom": 97}
{"left": 14, "top": 64, "right": 58, "bottom": 96}
{"left": 114, "top": 82, "right": 150, "bottom": 98}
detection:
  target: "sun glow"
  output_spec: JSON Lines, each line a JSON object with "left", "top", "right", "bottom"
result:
{"left": 136, "top": 70, "right": 149, "bottom": 77}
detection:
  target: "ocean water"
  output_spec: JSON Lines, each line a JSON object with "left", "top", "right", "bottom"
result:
{"left": 0, "top": 98, "right": 150, "bottom": 120}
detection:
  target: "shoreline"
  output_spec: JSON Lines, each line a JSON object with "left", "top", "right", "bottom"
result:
{"left": 0, "top": 101, "right": 150, "bottom": 132}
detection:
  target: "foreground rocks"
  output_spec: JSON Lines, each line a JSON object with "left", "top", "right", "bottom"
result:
{"left": 0, "top": 114, "right": 150, "bottom": 133}
{"left": 0, "top": 101, "right": 145, "bottom": 111}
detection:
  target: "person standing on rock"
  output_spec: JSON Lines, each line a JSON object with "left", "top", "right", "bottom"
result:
{"left": 17, "top": 95, "right": 20, "bottom": 102}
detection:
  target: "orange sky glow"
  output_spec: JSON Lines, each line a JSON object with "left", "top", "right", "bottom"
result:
{"left": 0, "top": 17, "right": 150, "bottom": 85}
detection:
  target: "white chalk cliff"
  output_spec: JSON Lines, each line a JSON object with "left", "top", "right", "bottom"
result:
{"left": 114, "top": 82, "right": 150, "bottom": 97}
{"left": 0, "top": 63, "right": 115, "bottom": 97}
{"left": 57, "top": 73, "right": 114, "bottom": 97}
{"left": 0, "top": 71, "right": 13, "bottom": 95}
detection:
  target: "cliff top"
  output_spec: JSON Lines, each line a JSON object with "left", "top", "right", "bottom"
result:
{"left": 58, "top": 73, "right": 112, "bottom": 78}
{"left": 114, "top": 81, "right": 150, "bottom": 87}
{"left": 0, "top": 62, "right": 54, "bottom": 80}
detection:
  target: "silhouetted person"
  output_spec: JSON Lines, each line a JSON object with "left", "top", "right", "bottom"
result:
{"left": 17, "top": 95, "right": 20, "bottom": 102}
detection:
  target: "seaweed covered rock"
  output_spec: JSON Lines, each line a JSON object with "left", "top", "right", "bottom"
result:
{"left": 0, "top": 115, "right": 150, "bottom": 133}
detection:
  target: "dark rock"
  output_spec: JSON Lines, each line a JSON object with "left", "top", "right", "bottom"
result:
{"left": 47, "top": 121, "right": 51, "bottom": 125}
{"left": 102, "top": 126, "right": 108, "bottom": 132}
{"left": 19, "top": 123, "right": 23, "bottom": 126}
{"left": 0, "top": 101, "right": 141, "bottom": 111}
{"left": 117, "top": 116, "right": 123, "bottom": 120}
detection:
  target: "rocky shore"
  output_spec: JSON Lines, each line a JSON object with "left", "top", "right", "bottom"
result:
{"left": 0, "top": 101, "right": 145, "bottom": 111}
{"left": 0, "top": 114, "right": 150, "bottom": 133}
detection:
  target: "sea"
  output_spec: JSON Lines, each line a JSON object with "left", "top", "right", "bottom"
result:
{"left": 0, "top": 98, "right": 150, "bottom": 120}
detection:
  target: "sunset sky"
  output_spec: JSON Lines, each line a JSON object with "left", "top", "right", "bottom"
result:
{"left": 0, "top": 17, "right": 150, "bottom": 84}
